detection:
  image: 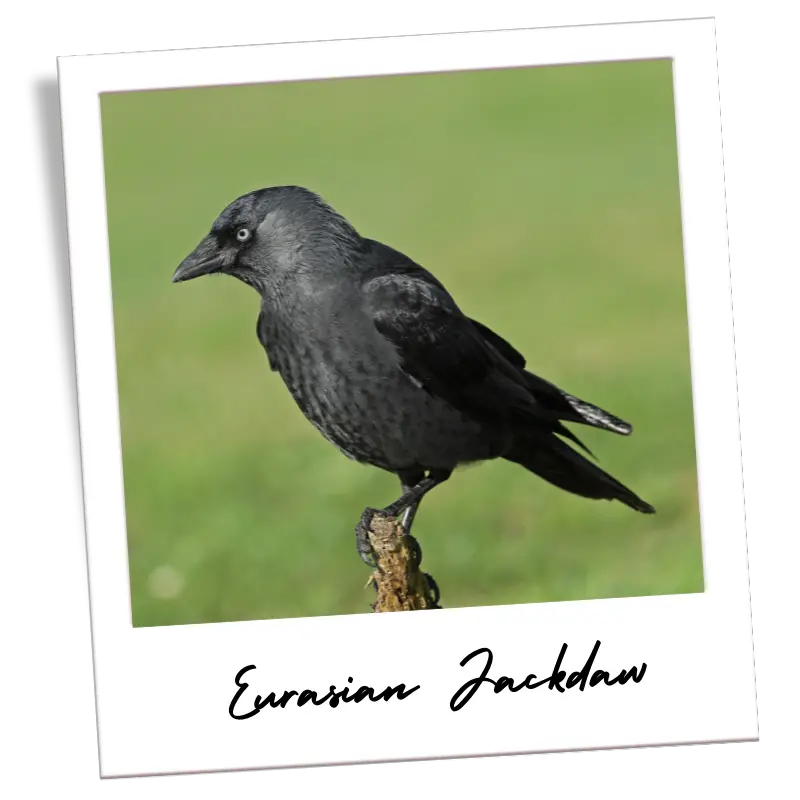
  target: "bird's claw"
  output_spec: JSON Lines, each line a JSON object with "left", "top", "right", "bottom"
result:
{"left": 423, "top": 572, "right": 441, "bottom": 607}
{"left": 355, "top": 507, "right": 380, "bottom": 569}
{"left": 357, "top": 507, "right": 437, "bottom": 607}
{"left": 404, "top": 533, "right": 423, "bottom": 568}
{"left": 356, "top": 506, "right": 421, "bottom": 568}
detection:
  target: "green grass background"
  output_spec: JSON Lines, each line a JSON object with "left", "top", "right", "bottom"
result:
{"left": 101, "top": 59, "right": 703, "bottom": 627}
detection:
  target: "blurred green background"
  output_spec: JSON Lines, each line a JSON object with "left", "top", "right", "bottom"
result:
{"left": 101, "top": 59, "right": 702, "bottom": 627}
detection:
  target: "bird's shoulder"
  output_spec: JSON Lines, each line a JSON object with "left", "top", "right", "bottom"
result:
{"left": 360, "top": 240, "right": 474, "bottom": 343}
{"left": 359, "top": 238, "right": 454, "bottom": 307}
{"left": 358, "top": 239, "right": 521, "bottom": 398}
{"left": 359, "top": 239, "right": 523, "bottom": 368}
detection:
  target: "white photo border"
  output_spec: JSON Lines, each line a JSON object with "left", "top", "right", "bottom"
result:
{"left": 58, "top": 18, "right": 756, "bottom": 778}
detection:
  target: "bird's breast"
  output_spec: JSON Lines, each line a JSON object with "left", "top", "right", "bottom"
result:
{"left": 260, "top": 308, "right": 495, "bottom": 471}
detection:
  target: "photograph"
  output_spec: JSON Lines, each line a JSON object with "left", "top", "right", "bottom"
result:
{"left": 57, "top": 19, "right": 758, "bottom": 776}
{"left": 100, "top": 57, "right": 702, "bottom": 626}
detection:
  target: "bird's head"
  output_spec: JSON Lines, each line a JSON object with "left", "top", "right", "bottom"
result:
{"left": 171, "top": 186, "right": 361, "bottom": 293}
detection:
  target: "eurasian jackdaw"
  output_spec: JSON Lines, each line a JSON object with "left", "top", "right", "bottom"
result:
{"left": 172, "top": 186, "right": 654, "bottom": 563}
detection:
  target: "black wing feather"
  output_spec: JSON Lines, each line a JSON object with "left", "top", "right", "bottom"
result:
{"left": 361, "top": 240, "right": 628, "bottom": 448}
{"left": 365, "top": 272, "right": 501, "bottom": 414}
{"left": 363, "top": 266, "right": 593, "bottom": 456}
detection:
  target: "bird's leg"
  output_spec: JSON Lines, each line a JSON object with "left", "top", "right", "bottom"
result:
{"left": 354, "top": 469, "right": 451, "bottom": 567}
{"left": 382, "top": 470, "right": 450, "bottom": 518}
{"left": 396, "top": 469, "right": 426, "bottom": 535}
{"left": 400, "top": 502, "right": 420, "bottom": 535}
{"left": 397, "top": 472, "right": 425, "bottom": 566}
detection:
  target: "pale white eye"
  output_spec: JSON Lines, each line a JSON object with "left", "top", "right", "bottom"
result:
{"left": 236, "top": 227, "right": 251, "bottom": 242}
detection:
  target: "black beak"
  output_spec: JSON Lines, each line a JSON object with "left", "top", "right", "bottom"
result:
{"left": 172, "top": 235, "right": 226, "bottom": 283}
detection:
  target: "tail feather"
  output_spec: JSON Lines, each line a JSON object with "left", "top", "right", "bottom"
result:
{"left": 553, "top": 421, "right": 596, "bottom": 459}
{"left": 468, "top": 316, "right": 634, "bottom": 436}
{"left": 505, "top": 434, "right": 655, "bottom": 514}
{"left": 560, "top": 392, "right": 633, "bottom": 436}
{"left": 522, "top": 370, "right": 633, "bottom": 435}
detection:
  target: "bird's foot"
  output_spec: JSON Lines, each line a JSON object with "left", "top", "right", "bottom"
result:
{"left": 404, "top": 532, "right": 423, "bottom": 568}
{"left": 357, "top": 505, "right": 440, "bottom": 610}
{"left": 423, "top": 572, "right": 441, "bottom": 608}
{"left": 356, "top": 506, "right": 423, "bottom": 568}
{"left": 355, "top": 507, "right": 380, "bottom": 569}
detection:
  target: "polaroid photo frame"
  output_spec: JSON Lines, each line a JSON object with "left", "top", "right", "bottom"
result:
{"left": 58, "top": 18, "right": 756, "bottom": 777}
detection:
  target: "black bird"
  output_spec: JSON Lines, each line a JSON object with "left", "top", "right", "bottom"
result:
{"left": 172, "top": 186, "right": 654, "bottom": 563}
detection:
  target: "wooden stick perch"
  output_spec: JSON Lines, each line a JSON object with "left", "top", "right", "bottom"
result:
{"left": 364, "top": 513, "right": 441, "bottom": 612}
